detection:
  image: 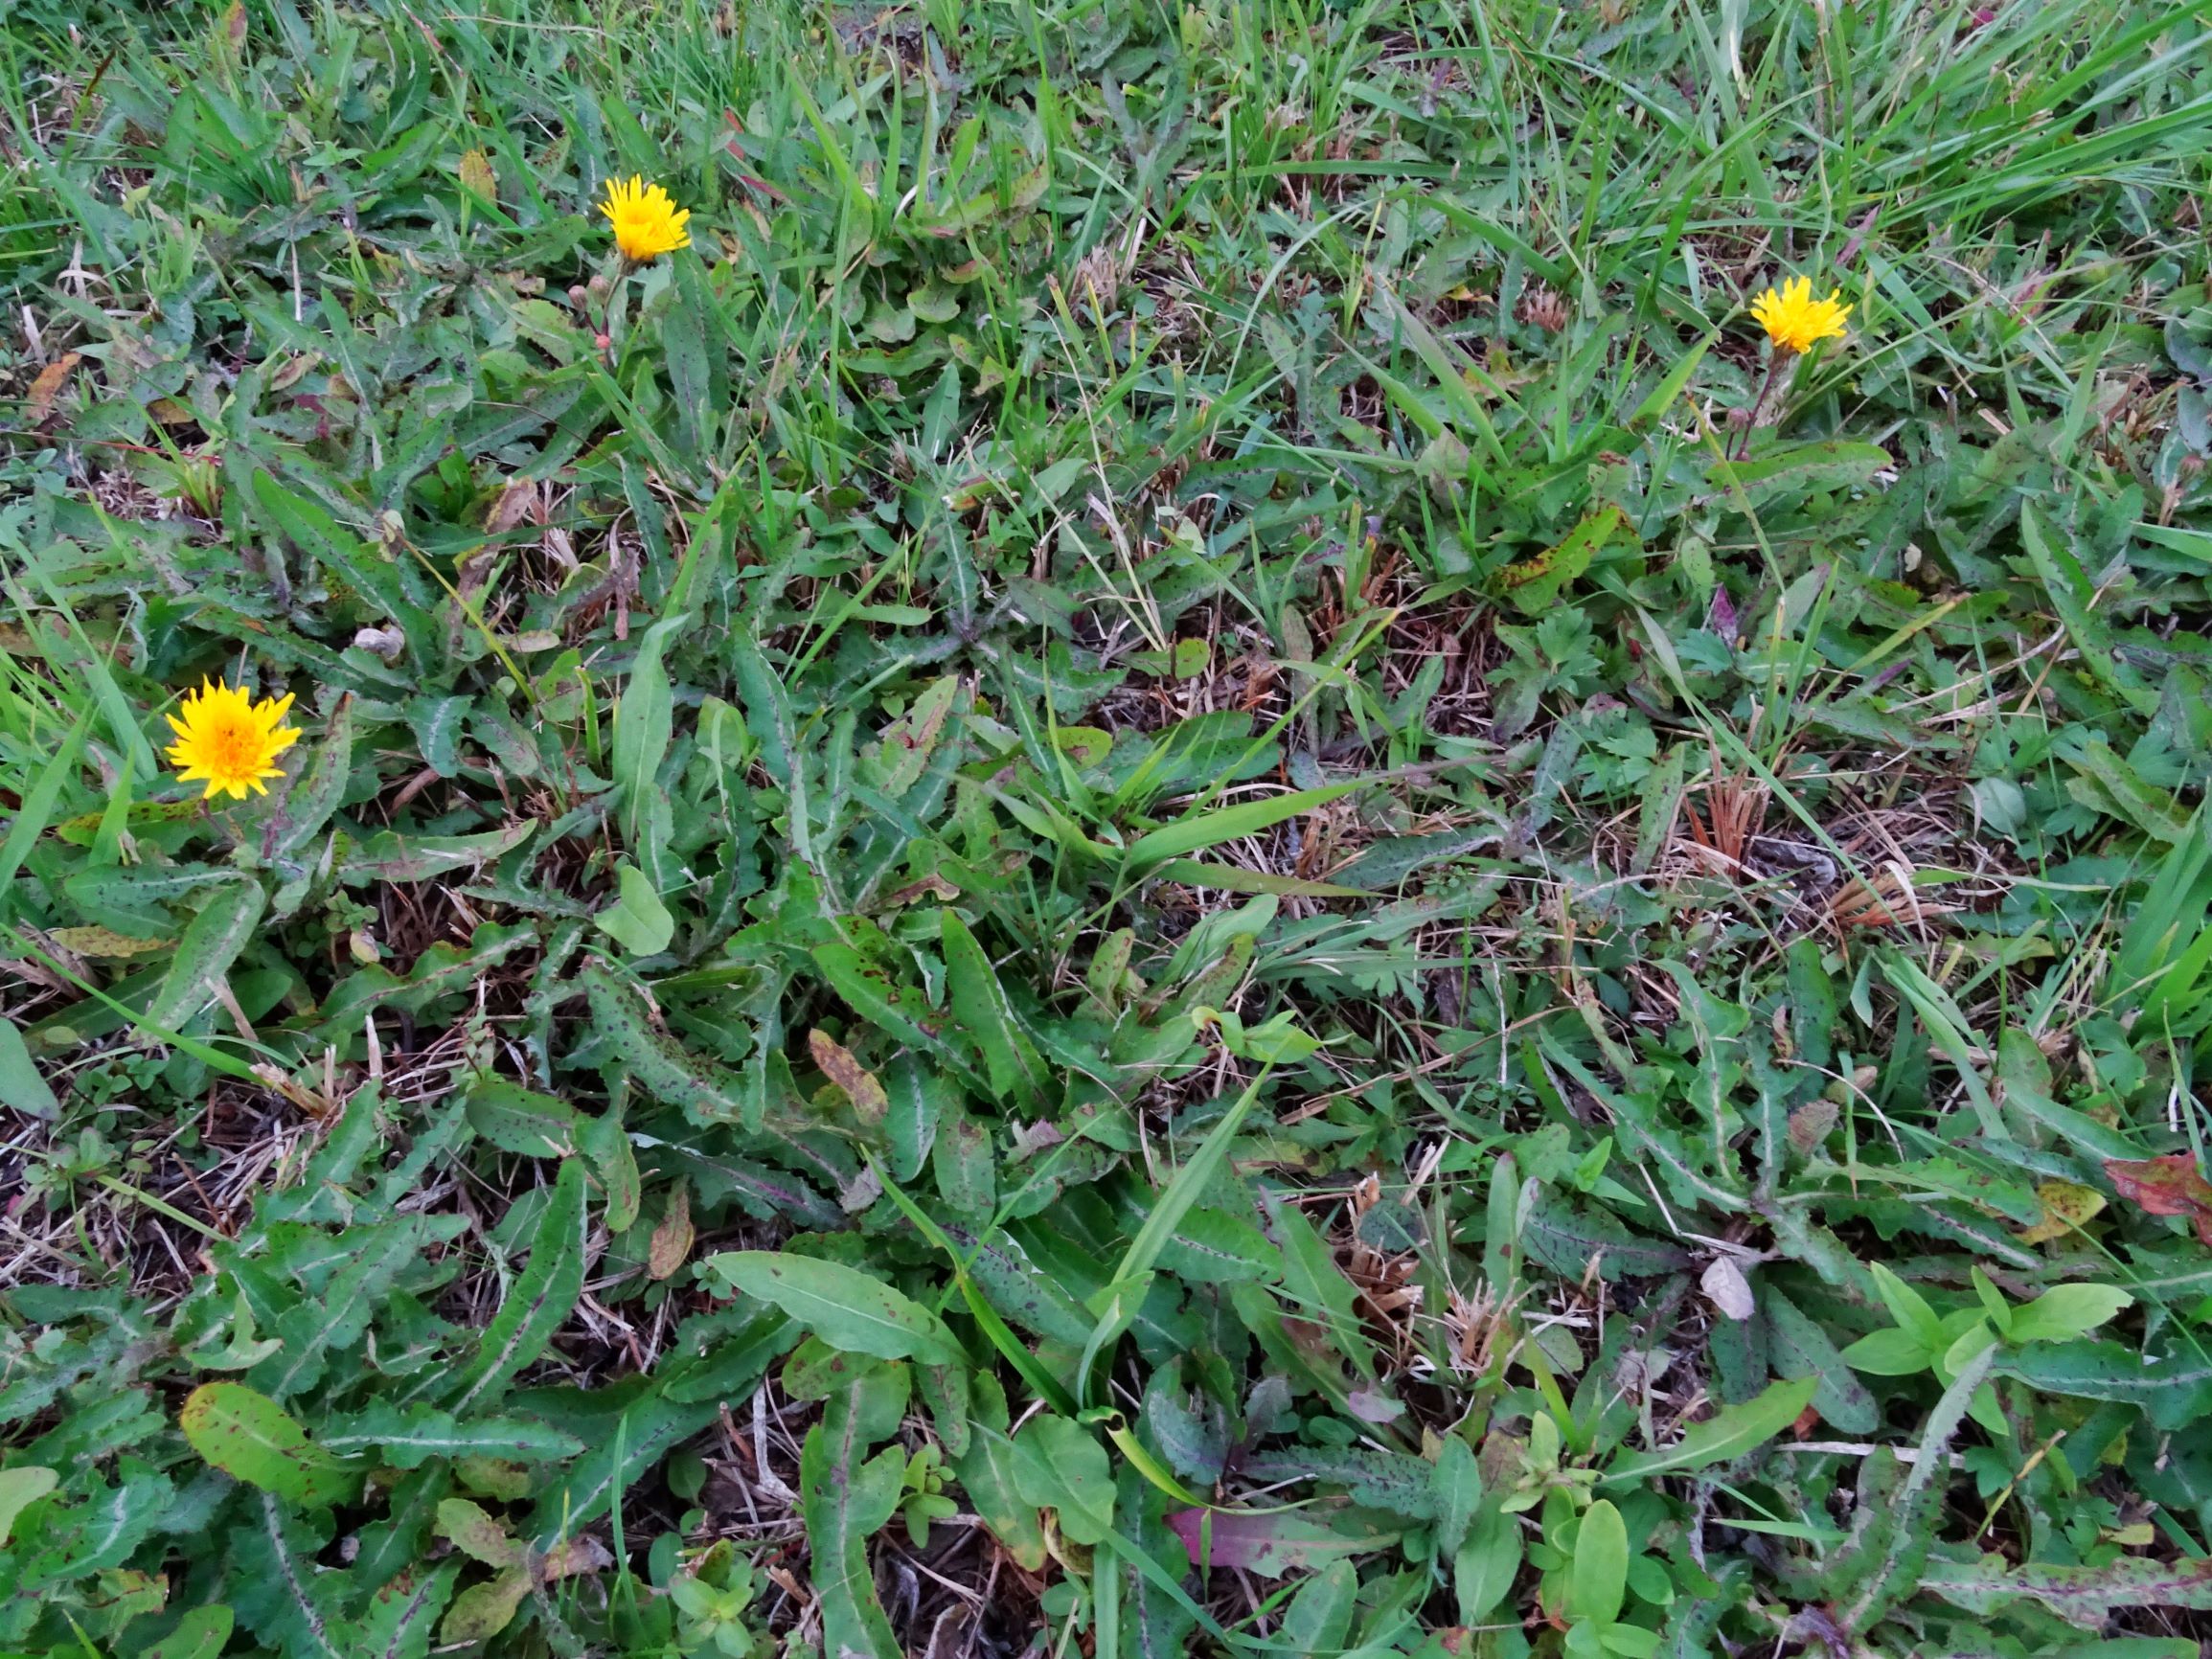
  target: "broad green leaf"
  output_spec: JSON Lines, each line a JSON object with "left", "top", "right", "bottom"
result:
{"left": 731, "top": 632, "right": 815, "bottom": 872}
{"left": 1081, "top": 1070, "right": 1271, "bottom": 1398}
{"left": 437, "top": 1497, "right": 524, "bottom": 1568}
{"left": 1568, "top": 1499, "right": 1629, "bottom": 1625}
{"left": 465, "top": 1075, "right": 579, "bottom": 1156}
{"left": 576, "top": 1108, "right": 642, "bottom": 1230}
{"left": 1432, "top": 1436, "right": 1482, "bottom": 1557}
{"left": 0, "top": 1018, "right": 59, "bottom": 1121}
{"left": 1264, "top": 1191, "right": 1378, "bottom": 1379}
{"left": 708, "top": 1251, "right": 964, "bottom": 1365}
{"left": 1280, "top": 1560, "right": 1357, "bottom": 1654}
{"left": 179, "top": 1382, "right": 351, "bottom": 1507}
{"left": 594, "top": 860, "right": 675, "bottom": 956}
{"left": 335, "top": 822, "right": 535, "bottom": 884}
{"left": 813, "top": 944, "right": 986, "bottom": 1095}
{"left": 2007, "top": 1284, "right": 2133, "bottom": 1345}
{"left": 1839, "top": 1328, "right": 1933, "bottom": 1376}
{"left": 442, "top": 1569, "right": 530, "bottom": 1644}
{"left": 1496, "top": 506, "right": 1630, "bottom": 615}
{"left": 1152, "top": 1206, "right": 1281, "bottom": 1285}
{"left": 2020, "top": 502, "right": 2156, "bottom": 714}
{"left": 527, "top": 1389, "right": 723, "bottom": 1549}
{"left": 1867, "top": 1261, "right": 1945, "bottom": 1349}
{"left": 138, "top": 1604, "right": 236, "bottom": 1659}
{"left": 1166, "top": 1507, "right": 1400, "bottom": 1578}
{"left": 808, "top": 1027, "right": 888, "bottom": 1125}
{"left": 863, "top": 673, "right": 959, "bottom": 796}
{"left": 955, "top": 1422, "right": 1049, "bottom": 1572}
{"left": 0, "top": 1466, "right": 57, "bottom": 1545}
{"left": 1150, "top": 858, "right": 1365, "bottom": 898}
{"left": 1603, "top": 1377, "right": 1816, "bottom": 1484}
{"left": 1011, "top": 1414, "right": 1115, "bottom": 1545}
{"left": 1455, "top": 1505, "right": 1523, "bottom": 1623}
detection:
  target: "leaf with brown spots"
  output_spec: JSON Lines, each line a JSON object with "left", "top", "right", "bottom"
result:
{"left": 809, "top": 1029, "right": 888, "bottom": 1125}
{"left": 2018, "top": 1179, "right": 2106, "bottom": 1245}
{"left": 648, "top": 1181, "right": 694, "bottom": 1281}
{"left": 2104, "top": 1153, "right": 2212, "bottom": 1245}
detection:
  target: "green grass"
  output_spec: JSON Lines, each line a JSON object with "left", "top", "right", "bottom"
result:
{"left": 3, "top": 0, "right": 2211, "bottom": 1654}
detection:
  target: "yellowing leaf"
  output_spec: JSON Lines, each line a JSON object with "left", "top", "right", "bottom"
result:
{"left": 47, "top": 924, "right": 174, "bottom": 960}
{"left": 459, "top": 148, "right": 498, "bottom": 200}
{"left": 2018, "top": 1179, "right": 2106, "bottom": 1244}
{"left": 809, "top": 1028, "right": 888, "bottom": 1125}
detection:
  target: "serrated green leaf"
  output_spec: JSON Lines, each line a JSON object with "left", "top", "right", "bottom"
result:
{"left": 612, "top": 611, "right": 687, "bottom": 855}
{"left": 331, "top": 1563, "right": 454, "bottom": 1659}
{"left": 1704, "top": 439, "right": 1889, "bottom": 508}
{"left": 446, "top": 1157, "right": 586, "bottom": 1414}
{"left": 580, "top": 960, "right": 750, "bottom": 1122}
{"left": 269, "top": 692, "right": 354, "bottom": 860}
{"left": 1764, "top": 1289, "right": 1879, "bottom": 1435}
{"left": 145, "top": 878, "right": 264, "bottom": 1031}
{"left": 230, "top": 1493, "right": 345, "bottom": 1659}
{"left": 940, "top": 910, "right": 1048, "bottom": 1104}
{"left": 335, "top": 821, "right": 536, "bottom": 884}
{"left": 1921, "top": 1552, "right": 2212, "bottom": 1626}
{"left": 320, "top": 1403, "right": 585, "bottom": 1468}
{"left": 801, "top": 1376, "right": 906, "bottom": 1659}
{"left": 251, "top": 1212, "right": 468, "bottom": 1398}
{"left": 1836, "top": 1347, "right": 1994, "bottom": 1629}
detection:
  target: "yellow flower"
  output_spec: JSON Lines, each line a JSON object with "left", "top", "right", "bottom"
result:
{"left": 164, "top": 678, "right": 301, "bottom": 801}
{"left": 599, "top": 175, "right": 691, "bottom": 262}
{"left": 1750, "top": 276, "right": 1851, "bottom": 353}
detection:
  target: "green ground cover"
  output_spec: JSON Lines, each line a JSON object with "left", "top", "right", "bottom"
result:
{"left": 4, "top": 0, "right": 2212, "bottom": 1654}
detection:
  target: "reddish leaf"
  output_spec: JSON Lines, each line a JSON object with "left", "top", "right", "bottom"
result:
{"left": 2104, "top": 1154, "right": 2212, "bottom": 1246}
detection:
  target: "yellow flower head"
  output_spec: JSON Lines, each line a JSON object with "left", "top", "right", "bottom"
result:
{"left": 1750, "top": 276, "right": 1851, "bottom": 354}
{"left": 599, "top": 175, "right": 691, "bottom": 262}
{"left": 164, "top": 678, "right": 301, "bottom": 801}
